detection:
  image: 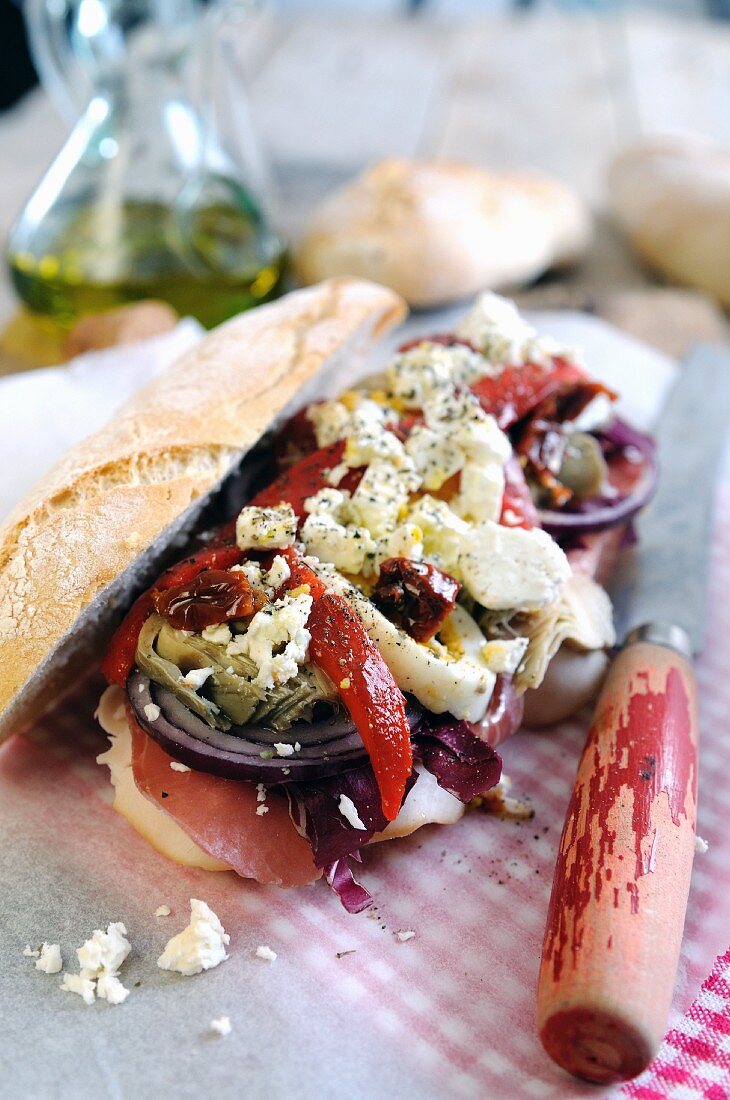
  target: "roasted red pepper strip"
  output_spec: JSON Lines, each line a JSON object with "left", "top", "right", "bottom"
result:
{"left": 100, "top": 545, "right": 243, "bottom": 685}
{"left": 248, "top": 440, "right": 364, "bottom": 518}
{"left": 472, "top": 357, "right": 612, "bottom": 430}
{"left": 279, "top": 546, "right": 413, "bottom": 821}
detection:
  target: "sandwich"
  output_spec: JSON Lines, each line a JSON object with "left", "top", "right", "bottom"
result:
{"left": 0, "top": 279, "right": 656, "bottom": 911}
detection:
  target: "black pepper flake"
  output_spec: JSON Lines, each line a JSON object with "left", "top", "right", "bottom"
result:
{"left": 161, "top": 791, "right": 169, "bottom": 798}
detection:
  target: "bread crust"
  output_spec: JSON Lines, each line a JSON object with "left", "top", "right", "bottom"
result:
{"left": 294, "top": 159, "right": 591, "bottom": 307}
{"left": 0, "top": 278, "right": 407, "bottom": 739}
{"left": 609, "top": 137, "right": 730, "bottom": 309}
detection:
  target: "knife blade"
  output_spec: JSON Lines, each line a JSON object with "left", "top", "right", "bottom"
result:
{"left": 610, "top": 344, "right": 730, "bottom": 653}
{"left": 536, "top": 343, "right": 730, "bottom": 1085}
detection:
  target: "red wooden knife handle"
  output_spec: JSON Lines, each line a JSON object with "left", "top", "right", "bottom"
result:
{"left": 536, "top": 640, "right": 699, "bottom": 1084}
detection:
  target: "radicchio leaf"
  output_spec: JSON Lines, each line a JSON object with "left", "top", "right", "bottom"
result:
{"left": 418, "top": 716, "right": 502, "bottom": 803}
{"left": 325, "top": 858, "right": 374, "bottom": 914}
{"left": 287, "top": 765, "right": 416, "bottom": 869}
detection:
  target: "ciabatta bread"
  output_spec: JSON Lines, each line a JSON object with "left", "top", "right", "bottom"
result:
{"left": 0, "top": 278, "right": 406, "bottom": 741}
{"left": 294, "top": 160, "right": 591, "bottom": 308}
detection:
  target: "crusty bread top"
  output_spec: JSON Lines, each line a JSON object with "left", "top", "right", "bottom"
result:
{"left": 294, "top": 159, "right": 591, "bottom": 308}
{"left": 0, "top": 278, "right": 407, "bottom": 740}
{"left": 609, "top": 136, "right": 730, "bottom": 309}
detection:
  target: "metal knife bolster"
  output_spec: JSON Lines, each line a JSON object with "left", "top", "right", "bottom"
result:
{"left": 624, "top": 622, "right": 693, "bottom": 659}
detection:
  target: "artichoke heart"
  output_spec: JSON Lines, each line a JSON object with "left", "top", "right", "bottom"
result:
{"left": 135, "top": 615, "right": 339, "bottom": 733}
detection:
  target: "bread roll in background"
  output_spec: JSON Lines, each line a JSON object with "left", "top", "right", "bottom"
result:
{"left": 294, "top": 159, "right": 592, "bottom": 308}
{"left": 609, "top": 136, "right": 730, "bottom": 310}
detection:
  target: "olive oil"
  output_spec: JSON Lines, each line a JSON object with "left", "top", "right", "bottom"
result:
{"left": 8, "top": 196, "right": 288, "bottom": 331}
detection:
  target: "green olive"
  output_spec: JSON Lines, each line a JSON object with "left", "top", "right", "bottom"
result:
{"left": 558, "top": 432, "right": 608, "bottom": 500}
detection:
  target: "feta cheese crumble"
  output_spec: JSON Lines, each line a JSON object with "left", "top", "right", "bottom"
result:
{"left": 22, "top": 945, "right": 39, "bottom": 958}
{"left": 695, "top": 835, "right": 709, "bottom": 855}
{"left": 143, "top": 703, "right": 161, "bottom": 722}
{"left": 255, "top": 945, "right": 277, "bottom": 962}
{"left": 179, "top": 666, "right": 214, "bottom": 691}
{"left": 60, "top": 922, "right": 132, "bottom": 1006}
{"left": 210, "top": 1016, "right": 232, "bottom": 1037}
{"left": 255, "top": 805, "right": 269, "bottom": 816}
{"left": 170, "top": 760, "right": 191, "bottom": 773}
{"left": 395, "top": 930, "right": 416, "bottom": 943}
{"left": 235, "top": 504, "right": 297, "bottom": 551}
{"left": 228, "top": 592, "right": 312, "bottom": 690}
{"left": 201, "top": 623, "right": 232, "bottom": 645}
{"left": 35, "top": 943, "right": 62, "bottom": 974}
{"left": 338, "top": 794, "right": 367, "bottom": 831}
{"left": 157, "top": 899, "right": 230, "bottom": 976}
{"left": 155, "top": 905, "right": 171, "bottom": 917}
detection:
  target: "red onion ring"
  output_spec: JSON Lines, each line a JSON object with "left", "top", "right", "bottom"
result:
{"left": 127, "top": 670, "right": 421, "bottom": 784}
{"left": 537, "top": 417, "right": 658, "bottom": 536}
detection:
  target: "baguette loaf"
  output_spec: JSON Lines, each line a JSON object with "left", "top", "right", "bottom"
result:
{"left": 294, "top": 160, "right": 591, "bottom": 308}
{"left": 0, "top": 278, "right": 407, "bottom": 741}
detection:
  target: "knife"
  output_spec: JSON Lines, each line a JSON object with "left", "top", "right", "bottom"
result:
{"left": 536, "top": 344, "right": 730, "bottom": 1084}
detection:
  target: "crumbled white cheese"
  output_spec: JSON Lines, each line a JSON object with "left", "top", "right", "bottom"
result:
{"left": 387, "top": 342, "right": 486, "bottom": 408}
{"left": 201, "top": 623, "right": 232, "bottom": 646}
{"left": 405, "top": 425, "right": 463, "bottom": 490}
{"left": 210, "top": 1016, "right": 232, "bottom": 1037}
{"left": 143, "top": 703, "right": 161, "bottom": 722}
{"left": 35, "top": 943, "right": 62, "bottom": 974}
{"left": 179, "top": 666, "right": 214, "bottom": 691}
{"left": 228, "top": 593, "right": 312, "bottom": 690}
{"left": 453, "top": 462, "right": 505, "bottom": 524}
{"left": 230, "top": 560, "right": 265, "bottom": 589}
{"left": 265, "top": 554, "right": 291, "bottom": 592}
{"left": 378, "top": 523, "right": 424, "bottom": 565}
{"left": 455, "top": 291, "right": 538, "bottom": 364}
{"left": 22, "top": 945, "right": 39, "bottom": 958}
{"left": 344, "top": 417, "right": 409, "bottom": 471}
{"left": 255, "top": 805, "right": 269, "bottom": 816}
{"left": 303, "top": 486, "right": 350, "bottom": 521}
{"left": 395, "top": 929, "right": 416, "bottom": 943}
{"left": 406, "top": 496, "right": 469, "bottom": 577}
{"left": 338, "top": 794, "right": 367, "bottom": 831}
{"left": 349, "top": 459, "right": 419, "bottom": 538}
{"left": 300, "top": 513, "right": 375, "bottom": 575}
{"left": 459, "top": 521, "right": 571, "bottom": 611}
{"left": 255, "top": 945, "right": 277, "bottom": 962}
{"left": 695, "top": 835, "right": 709, "bottom": 855}
{"left": 256, "top": 783, "right": 267, "bottom": 803}
{"left": 60, "top": 973, "right": 97, "bottom": 1005}
{"left": 309, "top": 399, "right": 353, "bottom": 446}
{"left": 96, "top": 973, "right": 130, "bottom": 1005}
{"left": 155, "top": 905, "right": 171, "bottom": 917}
{"left": 76, "top": 922, "right": 131, "bottom": 977}
{"left": 235, "top": 504, "right": 297, "bottom": 551}
{"left": 157, "top": 899, "right": 230, "bottom": 976}
{"left": 170, "top": 761, "right": 191, "bottom": 773}
{"left": 339, "top": 677, "right": 351, "bottom": 690}
{"left": 274, "top": 742, "right": 295, "bottom": 758}
{"left": 60, "top": 922, "right": 132, "bottom": 1006}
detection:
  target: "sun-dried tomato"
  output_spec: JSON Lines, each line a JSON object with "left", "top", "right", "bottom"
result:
{"left": 372, "top": 559, "right": 461, "bottom": 643}
{"left": 153, "top": 569, "right": 265, "bottom": 632}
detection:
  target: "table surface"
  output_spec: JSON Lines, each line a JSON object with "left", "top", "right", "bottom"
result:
{"left": 0, "top": 8, "right": 728, "bottom": 359}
